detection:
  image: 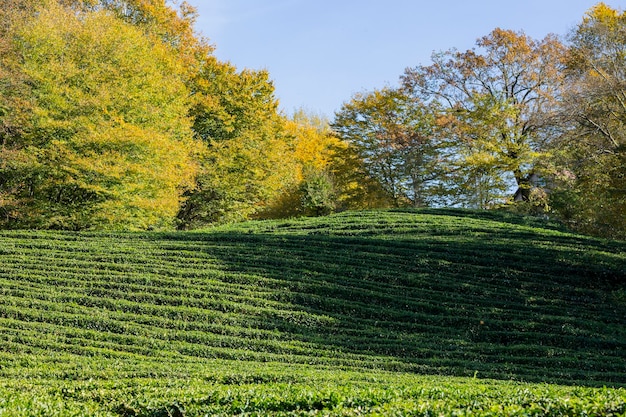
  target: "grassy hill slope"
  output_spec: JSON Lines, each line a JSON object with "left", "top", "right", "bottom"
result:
{"left": 0, "top": 209, "right": 625, "bottom": 415}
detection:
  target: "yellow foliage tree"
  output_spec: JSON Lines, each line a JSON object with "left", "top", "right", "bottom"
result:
{"left": 177, "top": 59, "right": 290, "bottom": 227}
{"left": 0, "top": 2, "right": 200, "bottom": 229}
{"left": 258, "top": 110, "right": 338, "bottom": 218}
{"left": 260, "top": 109, "right": 389, "bottom": 218}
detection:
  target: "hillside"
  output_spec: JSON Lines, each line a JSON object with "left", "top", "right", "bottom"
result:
{"left": 0, "top": 209, "right": 625, "bottom": 416}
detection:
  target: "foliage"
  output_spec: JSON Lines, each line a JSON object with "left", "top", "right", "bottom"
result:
{"left": 284, "top": 109, "right": 337, "bottom": 181}
{"left": 327, "top": 139, "right": 393, "bottom": 211}
{"left": 332, "top": 88, "right": 441, "bottom": 207}
{"left": 259, "top": 110, "right": 349, "bottom": 219}
{"left": 0, "top": 210, "right": 625, "bottom": 415}
{"left": 1, "top": 372, "right": 626, "bottom": 416}
{"left": 0, "top": 0, "right": 301, "bottom": 230}
{"left": 551, "top": 3, "right": 626, "bottom": 238}
{"left": 330, "top": 10, "right": 626, "bottom": 238}
{"left": 0, "top": 2, "right": 199, "bottom": 230}
{"left": 402, "top": 28, "right": 566, "bottom": 208}
{"left": 177, "top": 60, "right": 288, "bottom": 227}
{"left": 61, "top": 0, "right": 209, "bottom": 70}
{"left": 299, "top": 168, "right": 336, "bottom": 216}
{"left": 3, "top": 0, "right": 626, "bottom": 238}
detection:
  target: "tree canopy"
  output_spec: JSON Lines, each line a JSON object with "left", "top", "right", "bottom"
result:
{"left": 331, "top": 3, "right": 626, "bottom": 237}
{"left": 0, "top": 1, "right": 624, "bottom": 237}
{"left": 0, "top": 1, "right": 199, "bottom": 229}
{"left": 549, "top": 3, "right": 626, "bottom": 237}
{"left": 332, "top": 88, "right": 440, "bottom": 207}
{"left": 400, "top": 28, "right": 566, "bottom": 208}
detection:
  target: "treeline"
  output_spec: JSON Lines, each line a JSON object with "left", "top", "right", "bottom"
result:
{"left": 0, "top": 0, "right": 382, "bottom": 230}
{"left": 0, "top": 1, "right": 625, "bottom": 238}
{"left": 333, "top": 3, "right": 626, "bottom": 239}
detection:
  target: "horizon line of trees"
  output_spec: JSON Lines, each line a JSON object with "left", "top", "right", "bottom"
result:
{"left": 0, "top": 0, "right": 384, "bottom": 231}
{"left": 333, "top": 2, "right": 626, "bottom": 239}
{"left": 1, "top": 1, "right": 625, "bottom": 239}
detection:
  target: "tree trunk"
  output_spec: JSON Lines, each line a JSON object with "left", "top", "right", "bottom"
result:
{"left": 513, "top": 171, "right": 539, "bottom": 202}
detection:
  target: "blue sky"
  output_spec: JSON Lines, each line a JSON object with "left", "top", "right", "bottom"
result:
{"left": 192, "top": 1, "right": 624, "bottom": 118}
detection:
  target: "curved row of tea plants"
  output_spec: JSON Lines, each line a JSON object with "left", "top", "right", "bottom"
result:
{"left": 2, "top": 367, "right": 626, "bottom": 416}
{"left": 0, "top": 209, "right": 625, "bottom": 415}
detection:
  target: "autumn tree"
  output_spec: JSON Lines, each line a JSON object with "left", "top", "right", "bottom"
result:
{"left": 551, "top": 3, "right": 626, "bottom": 237}
{"left": 59, "top": 0, "right": 291, "bottom": 228}
{"left": 255, "top": 110, "right": 341, "bottom": 218}
{"left": 0, "top": 1, "right": 199, "bottom": 229}
{"left": 60, "top": 0, "right": 208, "bottom": 60}
{"left": 1, "top": 0, "right": 299, "bottom": 230}
{"left": 332, "top": 87, "right": 440, "bottom": 207}
{"left": 402, "top": 28, "right": 566, "bottom": 208}
{"left": 176, "top": 60, "right": 288, "bottom": 227}
{"left": 327, "top": 139, "right": 392, "bottom": 211}
{"left": 0, "top": 1, "right": 38, "bottom": 219}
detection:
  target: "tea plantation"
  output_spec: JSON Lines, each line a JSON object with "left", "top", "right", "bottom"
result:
{"left": 0, "top": 209, "right": 625, "bottom": 416}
